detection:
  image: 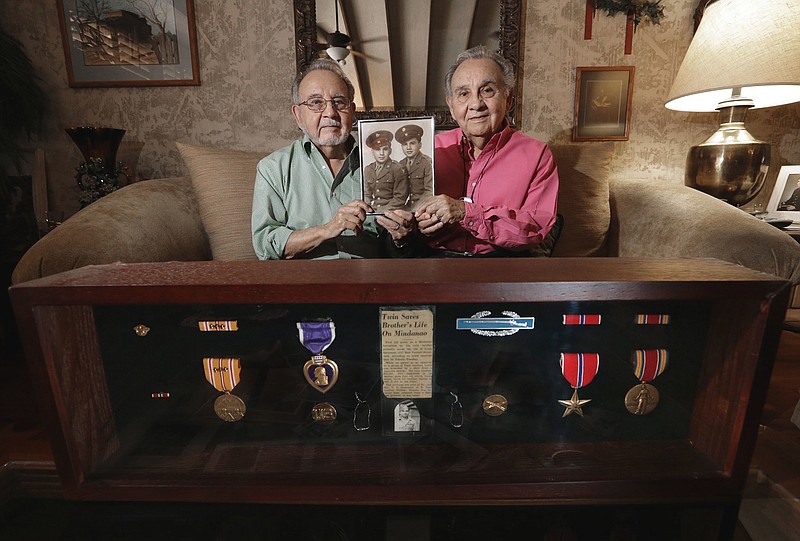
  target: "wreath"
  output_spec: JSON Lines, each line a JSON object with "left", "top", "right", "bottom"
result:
{"left": 594, "top": 0, "right": 665, "bottom": 29}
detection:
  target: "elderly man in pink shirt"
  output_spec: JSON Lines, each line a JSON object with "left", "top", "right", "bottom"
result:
{"left": 415, "top": 45, "right": 559, "bottom": 256}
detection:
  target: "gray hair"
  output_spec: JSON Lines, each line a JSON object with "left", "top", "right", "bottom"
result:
{"left": 444, "top": 45, "right": 516, "bottom": 97}
{"left": 291, "top": 59, "right": 356, "bottom": 105}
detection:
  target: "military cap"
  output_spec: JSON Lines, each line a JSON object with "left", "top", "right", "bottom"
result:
{"left": 365, "top": 130, "right": 393, "bottom": 149}
{"left": 395, "top": 124, "right": 424, "bottom": 144}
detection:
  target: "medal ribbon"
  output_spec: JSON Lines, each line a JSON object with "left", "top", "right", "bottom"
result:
{"left": 297, "top": 321, "right": 336, "bottom": 355}
{"left": 563, "top": 314, "right": 601, "bottom": 325}
{"left": 203, "top": 357, "right": 241, "bottom": 392}
{"left": 559, "top": 353, "right": 600, "bottom": 389}
{"left": 631, "top": 349, "right": 668, "bottom": 382}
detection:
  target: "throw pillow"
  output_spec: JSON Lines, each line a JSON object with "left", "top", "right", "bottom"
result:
{"left": 177, "top": 143, "right": 264, "bottom": 260}
{"left": 549, "top": 143, "right": 613, "bottom": 257}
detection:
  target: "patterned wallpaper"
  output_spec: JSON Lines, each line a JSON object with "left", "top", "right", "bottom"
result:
{"left": 3, "top": 0, "right": 799, "bottom": 217}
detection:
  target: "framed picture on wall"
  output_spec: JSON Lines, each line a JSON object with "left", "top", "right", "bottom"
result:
{"left": 56, "top": 0, "right": 200, "bottom": 87}
{"left": 572, "top": 66, "right": 635, "bottom": 141}
{"left": 766, "top": 165, "right": 800, "bottom": 222}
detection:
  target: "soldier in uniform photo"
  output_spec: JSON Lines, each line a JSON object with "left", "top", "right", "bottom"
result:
{"left": 363, "top": 130, "right": 408, "bottom": 213}
{"left": 394, "top": 400, "right": 419, "bottom": 432}
{"left": 395, "top": 124, "right": 433, "bottom": 212}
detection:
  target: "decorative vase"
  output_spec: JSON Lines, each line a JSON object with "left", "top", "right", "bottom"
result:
{"left": 65, "top": 126, "right": 129, "bottom": 207}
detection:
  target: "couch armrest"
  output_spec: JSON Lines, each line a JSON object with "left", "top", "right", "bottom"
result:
{"left": 11, "top": 177, "right": 211, "bottom": 284}
{"left": 609, "top": 177, "right": 800, "bottom": 284}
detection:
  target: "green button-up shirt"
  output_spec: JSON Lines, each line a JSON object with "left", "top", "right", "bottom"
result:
{"left": 251, "top": 135, "right": 380, "bottom": 260}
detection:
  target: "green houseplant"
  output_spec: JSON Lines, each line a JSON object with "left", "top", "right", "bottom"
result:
{"left": 0, "top": 26, "right": 48, "bottom": 198}
{"left": 0, "top": 26, "right": 48, "bottom": 256}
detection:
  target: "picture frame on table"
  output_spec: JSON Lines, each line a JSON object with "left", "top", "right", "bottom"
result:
{"left": 766, "top": 165, "right": 800, "bottom": 222}
{"left": 358, "top": 117, "right": 435, "bottom": 215}
{"left": 56, "top": 0, "right": 200, "bottom": 88}
{"left": 572, "top": 66, "right": 634, "bottom": 141}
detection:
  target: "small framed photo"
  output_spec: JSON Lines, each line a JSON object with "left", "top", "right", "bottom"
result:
{"left": 383, "top": 398, "right": 428, "bottom": 435}
{"left": 572, "top": 66, "right": 634, "bottom": 141}
{"left": 766, "top": 165, "right": 800, "bottom": 221}
{"left": 358, "top": 117, "right": 435, "bottom": 214}
{"left": 56, "top": 0, "right": 200, "bottom": 88}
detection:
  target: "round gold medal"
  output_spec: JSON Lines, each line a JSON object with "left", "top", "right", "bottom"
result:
{"left": 624, "top": 383, "right": 660, "bottom": 415}
{"left": 311, "top": 402, "right": 337, "bottom": 424}
{"left": 482, "top": 394, "right": 508, "bottom": 417}
{"left": 214, "top": 392, "right": 246, "bottom": 422}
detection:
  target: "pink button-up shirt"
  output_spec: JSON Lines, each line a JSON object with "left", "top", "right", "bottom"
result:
{"left": 431, "top": 124, "right": 559, "bottom": 254}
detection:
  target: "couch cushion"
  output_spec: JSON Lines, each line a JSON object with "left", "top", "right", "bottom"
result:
{"left": 177, "top": 143, "right": 263, "bottom": 260}
{"left": 549, "top": 143, "right": 613, "bottom": 257}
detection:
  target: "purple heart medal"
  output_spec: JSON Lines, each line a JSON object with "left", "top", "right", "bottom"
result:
{"left": 297, "top": 321, "right": 339, "bottom": 394}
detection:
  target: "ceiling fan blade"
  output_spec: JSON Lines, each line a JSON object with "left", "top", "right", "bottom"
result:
{"left": 350, "top": 35, "right": 388, "bottom": 47}
{"left": 350, "top": 49, "right": 385, "bottom": 63}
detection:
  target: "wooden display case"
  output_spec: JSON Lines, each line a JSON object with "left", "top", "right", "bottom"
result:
{"left": 9, "top": 259, "right": 790, "bottom": 537}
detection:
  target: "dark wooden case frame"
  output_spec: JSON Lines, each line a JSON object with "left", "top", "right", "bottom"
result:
{"left": 10, "top": 259, "right": 789, "bottom": 523}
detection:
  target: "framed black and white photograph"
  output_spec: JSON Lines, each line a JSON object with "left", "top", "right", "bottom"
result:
{"left": 358, "top": 117, "right": 435, "bottom": 214}
{"left": 381, "top": 398, "right": 428, "bottom": 436}
{"left": 572, "top": 66, "right": 634, "bottom": 141}
{"left": 57, "top": 0, "right": 200, "bottom": 87}
{"left": 766, "top": 165, "right": 800, "bottom": 222}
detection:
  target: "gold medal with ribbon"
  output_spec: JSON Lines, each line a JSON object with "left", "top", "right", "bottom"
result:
{"left": 203, "top": 357, "right": 246, "bottom": 422}
{"left": 297, "top": 321, "right": 339, "bottom": 394}
{"left": 558, "top": 353, "right": 600, "bottom": 417}
{"left": 625, "top": 349, "right": 668, "bottom": 415}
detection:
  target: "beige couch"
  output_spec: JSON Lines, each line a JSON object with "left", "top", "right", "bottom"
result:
{"left": 11, "top": 143, "right": 800, "bottom": 285}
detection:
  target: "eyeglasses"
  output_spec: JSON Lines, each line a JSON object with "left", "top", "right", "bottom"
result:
{"left": 297, "top": 97, "right": 351, "bottom": 112}
{"left": 453, "top": 85, "right": 502, "bottom": 104}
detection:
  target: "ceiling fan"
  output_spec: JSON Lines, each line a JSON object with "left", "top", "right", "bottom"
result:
{"left": 316, "top": 0, "right": 383, "bottom": 65}
{"left": 317, "top": 0, "right": 352, "bottom": 64}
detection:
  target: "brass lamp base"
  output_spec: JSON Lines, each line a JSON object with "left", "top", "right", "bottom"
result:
{"left": 685, "top": 102, "right": 770, "bottom": 206}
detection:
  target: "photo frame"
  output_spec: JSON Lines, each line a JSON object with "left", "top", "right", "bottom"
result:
{"left": 358, "top": 117, "right": 435, "bottom": 214}
{"left": 57, "top": 0, "right": 200, "bottom": 88}
{"left": 572, "top": 66, "right": 634, "bottom": 141}
{"left": 766, "top": 165, "right": 800, "bottom": 221}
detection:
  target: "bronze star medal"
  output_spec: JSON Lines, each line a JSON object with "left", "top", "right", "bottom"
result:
{"left": 558, "top": 353, "right": 600, "bottom": 418}
{"left": 558, "top": 389, "right": 591, "bottom": 417}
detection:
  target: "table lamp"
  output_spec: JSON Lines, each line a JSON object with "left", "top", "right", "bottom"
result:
{"left": 665, "top": 0, "right": 800, "bottom": 206}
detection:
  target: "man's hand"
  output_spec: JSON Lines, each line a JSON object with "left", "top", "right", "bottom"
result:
{"left": 415, "top": 195, "right": 466, "bottom": 236}
{"left": 325, "top": 200, "right": 372, "bottom": 237}
{"left": 376, "top": 209, "right": 416, "bottom": 243}
{"left": 283, "top": 200, "right": 372, "bottom": 258}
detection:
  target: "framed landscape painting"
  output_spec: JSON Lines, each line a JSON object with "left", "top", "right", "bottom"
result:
{"left": 57, "top": 0, "right": 200, "bottom": 87}
{"left": 573, "top": 66, "right": 634, "bottom": 141}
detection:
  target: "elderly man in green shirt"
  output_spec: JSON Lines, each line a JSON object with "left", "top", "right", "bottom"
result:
{"left": 252, "top": 59, "right": 414, "bottom": 260}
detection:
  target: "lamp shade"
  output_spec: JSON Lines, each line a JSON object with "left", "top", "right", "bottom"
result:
{"left": 665, "top": 0, "right": 800, "bottom": 112}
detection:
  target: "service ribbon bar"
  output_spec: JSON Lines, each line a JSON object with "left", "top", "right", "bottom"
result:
{"left": 635, "top": 314, "right": 670, "bottom": 325}
{"left": 203, "top": 357, "right": 241, "bottom": 392}
{"left": 198, "top": 320, "right": 239, "bottom": 332}
{"left": 631, "top": 349, "right": 669, "bottom": 382}
{"left": 562, "top": 314, "right": 602, "bottom": 325}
